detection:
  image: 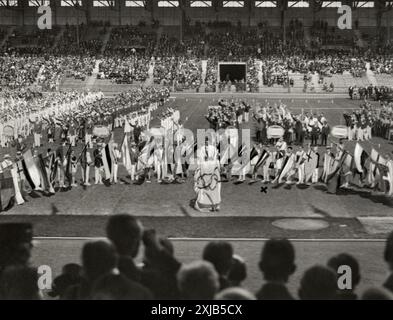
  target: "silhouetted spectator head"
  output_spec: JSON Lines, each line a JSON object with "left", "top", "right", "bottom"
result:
{"left": 215, "top": 287, "right": 256, "bottom": 300}
{"left": 228, "top": 255, "right": 247, "bottom": 286}
{"left": 81, "top": 240, "right": 118, "bottom": 282}
{"left": 106, "top": 214, "right": 143, "bottom": 257}
{"left": 259, "top": 239, "right": 296, "bottom": 282}
{"left": 0, "top": 223, "right": 33, "bottom": 272}
{"left": 384, "top": 231, "right": 393, "bottom": 270}
{"left": 257, "top": 282, "right": 294, "bottom": 300}
{"left": 48, "top": 263, "right": 83, "bottom": 298}
{"left": 299, "top": 265, "right": 337, "bottom": 300}
{"left": 202, "top": 241, "right": 234, "bottom": 276}
{"left": 327, "top": 253, "right": 361, "bottom": 297}
{"left": 0, "top": 266, "right": 40, "bottom": 300}
{"left": 143, "top": 236, "right": 174, "bottom": 267}
{"left": 177, "top": 261, "right": 219, "bottom": 300}
{"left": 91, "top": 273, "right": 149, "bottom": 300}
{"left": 361, "top": 286, "right": 393, "bottom": 300}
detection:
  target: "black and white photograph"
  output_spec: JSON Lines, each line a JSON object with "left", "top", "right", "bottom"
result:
{"left": 0, "top": 0, "right": 393, "bottom": 307}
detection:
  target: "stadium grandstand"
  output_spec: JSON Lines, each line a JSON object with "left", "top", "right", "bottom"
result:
{"left": 0, "top": 0, "right": 392, "bottom": 94}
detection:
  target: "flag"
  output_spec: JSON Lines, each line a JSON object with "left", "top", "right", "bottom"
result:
{"left": 374, "top": 162, "right": 389, "bottom": 193}
{"left": 386, "top": 160, "right": 393, "bottom": 196}
{"left": 253, "top": 149, "right": 269, "bottom": 174}
{"left": 121, "top": 135, "right": 132, "bottom": 171}
{"left": 78, "top": 143, "right": 88, "bottom": 173}
{"left": 354, "top": 143, "right": 369, "bottom": 173}
{"left": 38, "top": 154, "right": 55, "bottom": 194}
{"left": 102, "top": 144, "right": 112, "bottom": 180}
{"left": 367, "top": 149, "right": 379, "bottom": 186}
{"left": 23, "top": 149, "right": 41, "bottom": 190}
{"left": 219, "top": 145, "right": 230, "bottom": 166}
{"left": 326, "top": 151, "right": 346, "bottom": 183}
{"left": 231, "top": 143, "right": 250, "bottom": 176}
{"left": 0, "top": 169, "right": 15, "bottom": 211}
{"left": 278, "top": 154, "right": 295, "bottom": 182}
{"left": 342, "top": 153, "right": 353, "bottom": 176}
{"left": 64, "top": 145, "right": 73, "bottom": 186}
{"left": 304, "top": 150, "right": 319, "bottom": 182}
{"left": 10, "top": 167, "right": 24, "bottom": 205}
{"left": 249, "top": 146, "right": 259, "bottom": 161}
{"left": 50, "top": 155, "right": 59, "bottom": 186}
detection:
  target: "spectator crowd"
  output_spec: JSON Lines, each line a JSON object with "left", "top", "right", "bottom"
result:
{"left": 1, "top": 216, "right": 393, "bottom": 300}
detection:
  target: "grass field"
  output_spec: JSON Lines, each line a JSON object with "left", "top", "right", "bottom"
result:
{"left": 1, "top": 95, "right": 393, "bottom": 239}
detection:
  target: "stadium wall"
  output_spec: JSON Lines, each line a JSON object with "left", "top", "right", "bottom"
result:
{"left": 0, "top": 6, "right": 391, "bottom": 27}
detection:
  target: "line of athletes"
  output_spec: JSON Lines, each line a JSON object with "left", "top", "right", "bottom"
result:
{"left": 53, "top": 134, "right": 328, "bottom": 188}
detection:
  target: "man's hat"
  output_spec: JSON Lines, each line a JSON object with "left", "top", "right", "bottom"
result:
{"left": 0, "top": 223, "right": 33, "bottom": 247}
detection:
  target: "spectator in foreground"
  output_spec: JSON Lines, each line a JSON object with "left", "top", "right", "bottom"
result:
{"left": 0, "top": 223, "right": 33, "bottom": 275}
{"left": 215, "top": 287, "right": 256, "bottom": 300}
{"left": 327, "top": 253, "right": 361, "bottom": 300}
{"left": 383, "top": 231, "right": 393, "bottom": 293}
{"left": 177, "top": 261, "right": 219, "bottom": 300}
{"left": 298, "top": 265, "right": 337, "bottom": 300}
{"left": 0, "top": 266, "right": 40, "bottom": 300}
{"left": 228, "top": 255, "right": 247, "bottom": 287}
{"left": 106, "top": 214, "right": 144, "bottom": 282}
{"left": 361, "top": 286, "right": 393, "bottom": 300}
{"left": 91, "top": 273, "right": 152, "bottom": 300}
{"left": 140, "top": 230, "right": 181, "bottom": 299}
{"left": 64, "top": 240, "right": 119, "bottom": 299}
{"left": 49, "top": 263, "right": 83, "bottom": 299}
{"left": 256, "top": 238, "right": 296, "bottom": 300}
{"left": 202, "top": 241, "right": 234, "bottom": 290}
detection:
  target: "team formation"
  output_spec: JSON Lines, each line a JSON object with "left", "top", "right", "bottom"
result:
{"left": 2, "top": 0, "right": 393, "bottom": 303}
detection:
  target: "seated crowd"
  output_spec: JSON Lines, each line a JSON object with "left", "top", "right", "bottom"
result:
{"left": 0, "top": 22, "right": 392, "bottom": 93}
{"left": 1, "top": 216, "right": 393, "bottom": 300}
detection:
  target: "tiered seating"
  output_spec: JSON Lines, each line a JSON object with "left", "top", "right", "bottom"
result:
{"left": 5, "top": 26, "right": 61, "bottom": 52}
{"left": 105, "top": 26, "right": 156, "bottom": 53}
{"left": 375, "top": 74, "right": 393, "bottom": 88}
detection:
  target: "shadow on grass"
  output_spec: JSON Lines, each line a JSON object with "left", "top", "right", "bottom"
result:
{"left": 314, "top": 184, "right": 393, "bottom": 208}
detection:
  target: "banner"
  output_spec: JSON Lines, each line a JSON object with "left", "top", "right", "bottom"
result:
{"left": 23, "top": 149, "right": 41, "bottom": 190}
{"left": 102, "top": 144, "right": 112, "bottom": 180}
{"left": 93, "top": 125, "right": 111, "bottom": 138}
{"left": 331, "top": 125, "right": 348, "bottom": 139}
{"left": 121, "top": 135, "right": 132, "bottom": 171}
{"left": 0, "top": 170, "right": 15, "bottom": 211}
{"left": 267, "top": 126, "right": 284, "bottom": 139}
{"left": 354, "top": 143, "right": 369, "bottom": 173}
{"left": 11, "top": 167, "right": 24, "bottom": 205}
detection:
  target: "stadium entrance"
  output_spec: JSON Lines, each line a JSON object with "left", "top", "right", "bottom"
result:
{"left": 218, "top": 62, "right": 247, "bottom": 82}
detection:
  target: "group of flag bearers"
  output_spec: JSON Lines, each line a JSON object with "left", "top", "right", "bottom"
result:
{"left": 1, "top": 102, "right": 393, "bottom": 213}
